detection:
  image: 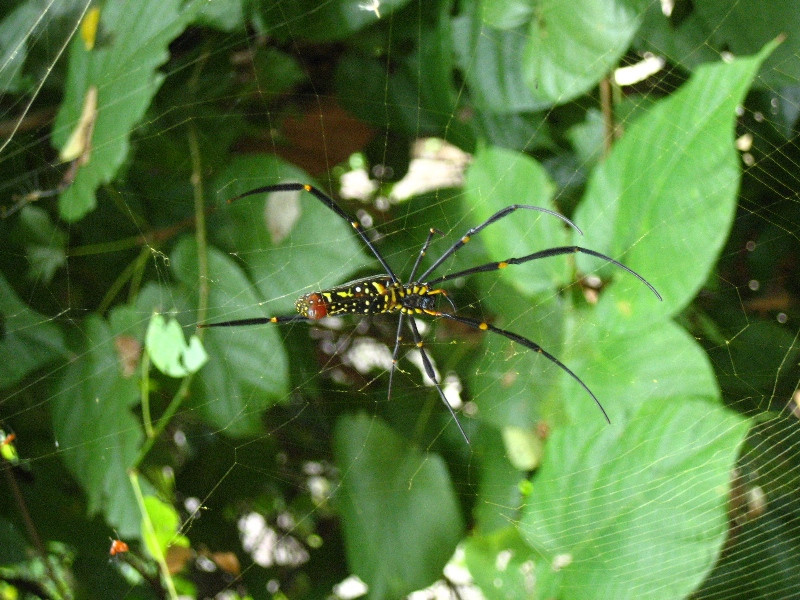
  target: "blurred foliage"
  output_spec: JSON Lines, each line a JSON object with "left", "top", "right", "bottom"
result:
{"left": 1, "top": 1, "right": 799, "bottom": 599}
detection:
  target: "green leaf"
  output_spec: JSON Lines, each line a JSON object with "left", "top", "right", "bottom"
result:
{"left": 194, "top": 0, "right": 245, "bottom": 31}
{"left": 145, "top": 313, "right": 207, "bottom": 378}
{"left": 463, "top": 527, "right": 542, "bottom": 600}
{"left": 694, "top": 0, "right": 800, "bottom": 87}
{"left": 466, "top": 294, "right": 717, "bottom": 434}
{"left": 479, "top": 0, "right": 535, "bottom": 30}
{"left": 334, "top": 414, "right": 464, "bottom": 600}
{"left": 473, "top": 427, "right": 527, "bottom": 533}
{"left": 172, "top": 237, "right": 289, "bottom": 437}
{"left": 0, "top": 273, "right": 68, "bottom": 389}
{"left": 464, "top": 145, "right": 567, "bottom": 296}
{"left": 211, "top": 155, "right": 370, "bottom": 314}
{"left": 0, "top": 2, "right": 40, "bottom": 93}
{"left": 452, "top": 9, "right": 549, "bottom": 114}
{"left": 258, "top": 0, "right": 413, "bottom": 42}
{"left": 52, "top": 0, "right": 194, "bottom": 221}
{"left": 141, "top": 496, "right": 189, "bottom": 560}
{"left": 336, "top": 5, "right": 474, "bottom": 147}
{"left": 465, "top": 290, "right": 567, "bottom": 430}
{"left": 562, "top": 319, "right": 720, "bottom": 424}
{"left": 52, "top": 313, "right": 143, "bottom": 537}
{"left": 15, "top": 206, "right": 67, "bottom": 283}
{"left": 574, "top": 41, "right": 778, "bottom": 326}
{"left": 634, "top": 3, "right": 721, "bottom": 73}
{"left": 523, "top": 0, "right": 648, "bottom": 104}
{"left": 519, "top": 400, "right": 749, "bottom": 600}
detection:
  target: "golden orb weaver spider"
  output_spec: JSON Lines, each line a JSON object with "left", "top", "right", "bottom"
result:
{"left": 201, "top": 182, "right": 662, "bottom": 444}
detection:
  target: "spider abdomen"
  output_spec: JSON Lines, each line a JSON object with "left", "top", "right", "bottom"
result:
{"left": 294, "top": 277, "right": 442, "bottom": 319}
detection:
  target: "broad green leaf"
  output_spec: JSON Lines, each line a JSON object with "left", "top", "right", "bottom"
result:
{"left": 52, "top": 314, "right": 143, "bottom": 537}
{"left": 464, "top": 145, "right": 568, "bottom": 296}
{"left": 334, "top": 414, "right": 464, "bottom": 600}
{"left": 336, "top": 5, "right": 474, "bottom": 147}
{"left": 473, "top": 427, "right": 527, "bottom": 533}
{"left": 52, "top": 0, "right": 194, "bottom": 221}
{"left": 17, "top": 206, "right": 67, "bottom": 283}
{"left": 694, "top": 0, "right": 800, "bottom": 87}
{"left": 145, "top": 313, "right": 207, "bottom": 378}
{"left": 0, "top": 1, "right": 88, "bottom": 93}
{"left": 634, "top": 3, "right": 721, "bottom": 73}
{"left": 258, "top": 0, "right": 412, "bottom": 42}
{"left": 172, "top": 237, "right": 289, "bottom": 437}
{"left": 465, "top": 290, "right": 567, "bottom": 430}
{"left": 0, "top": 273, "right": 68, "bottom": 389}
{"left": 0, "top": 2, "right": 40, "bottom": 93}
{"left": 463, "top": 527, "right": 543, "bottom": 600}
{"left": 562, "top": 319, "right": 720, "bottom": 425}
{"left": 194, "top": 0, "right": 244, "bottom": 31}
{"left": 479, "top": 0, "right": 535, "bottom": 30}
{"left": 141, "top": 496, "right": 189, "bottom": 560}
{"left": 519, "top": 400, "right": 749, "bottom": 600}
{"left": 452, "top": 9, "right": 549, "bottom": 114}
{"left": 523, "top": 0, "right": 648, "bottom": 104}
{"left": 574, "top": 41, "right": 778, "bottom": 325}
{"left": 566, "top": 108, "right": 605, "bottom": 167}
{"left": 210, "top": 155, "right": 369, "bottom": 315}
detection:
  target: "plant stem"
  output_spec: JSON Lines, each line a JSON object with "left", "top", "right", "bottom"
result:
{"left": 599, "top": 75, "right": 615, "bottom": 156}
{"left": 129, "top": 470, "right": 178, "bottom": 600}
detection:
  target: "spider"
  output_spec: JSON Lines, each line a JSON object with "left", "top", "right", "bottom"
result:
{"left": 201, "top": 183, "right": 662, "bottom": 444}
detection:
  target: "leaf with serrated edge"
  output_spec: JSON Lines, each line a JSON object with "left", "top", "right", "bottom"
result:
{"left": 52, "top": 314, "right": 143, "bottom": 537}
{"left": 573, "top": 40, "right": 779, "bottom": 326}
{"left": 53, "top": 0, "right": 195, "bottom": 221}
{"left": 519, "top": 400, "right": 749, "bottom": 600}
{"left": 172, "top": 237, "right": 289, "bottom": 437}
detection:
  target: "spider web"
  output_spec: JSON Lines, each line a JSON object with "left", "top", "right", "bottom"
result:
{"left": 1, "top": 1, "right": 799, "bottom": 599}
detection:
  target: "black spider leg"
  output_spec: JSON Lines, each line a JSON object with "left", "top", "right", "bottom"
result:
{"left": 427, "top": 246, "right": 662, "bottom": 301}
{"left": 387, "top": 228, "right": 453, "bottom": 403}
{"left": 228, "top": 183, "right": 399, "bottom": 283}
{"left": 199, "top": 315, "right": 308, "bottom": 328}
{"left": 417, "top": 205, "right": 583, "bottom": 282}
{"left": 408, "top": 317, "right": 471, "bottom": 444}
{"left": 434, "top": 312, "right": 611, "bottom": 424}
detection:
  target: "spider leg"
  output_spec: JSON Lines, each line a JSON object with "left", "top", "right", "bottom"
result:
{"left": 198, "top": 315, "right": 308, "bottom": 328}
{"left": 409, "top": 227, "right": 445, "bottom": 282}
{"left": 417, "top": 204, "right": 583, "bottom": 282}
{"left": 434, "top": 312, "right": 611, "bottom": 424}
{"left": 387, "top": 312, "right": 406, "bottom": 403}
{"left": 408, "top": 318, "right": 470, "bottom": 444}
{"left": 426, "top": 246, "right": 662, "bottom": 301}
{"left": 227, "top": 182, "right": 398, "bottom": 283}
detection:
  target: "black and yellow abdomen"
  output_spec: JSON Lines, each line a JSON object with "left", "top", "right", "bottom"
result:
{"left": 294, "top": 276, "right": 442, "bottom": 320}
